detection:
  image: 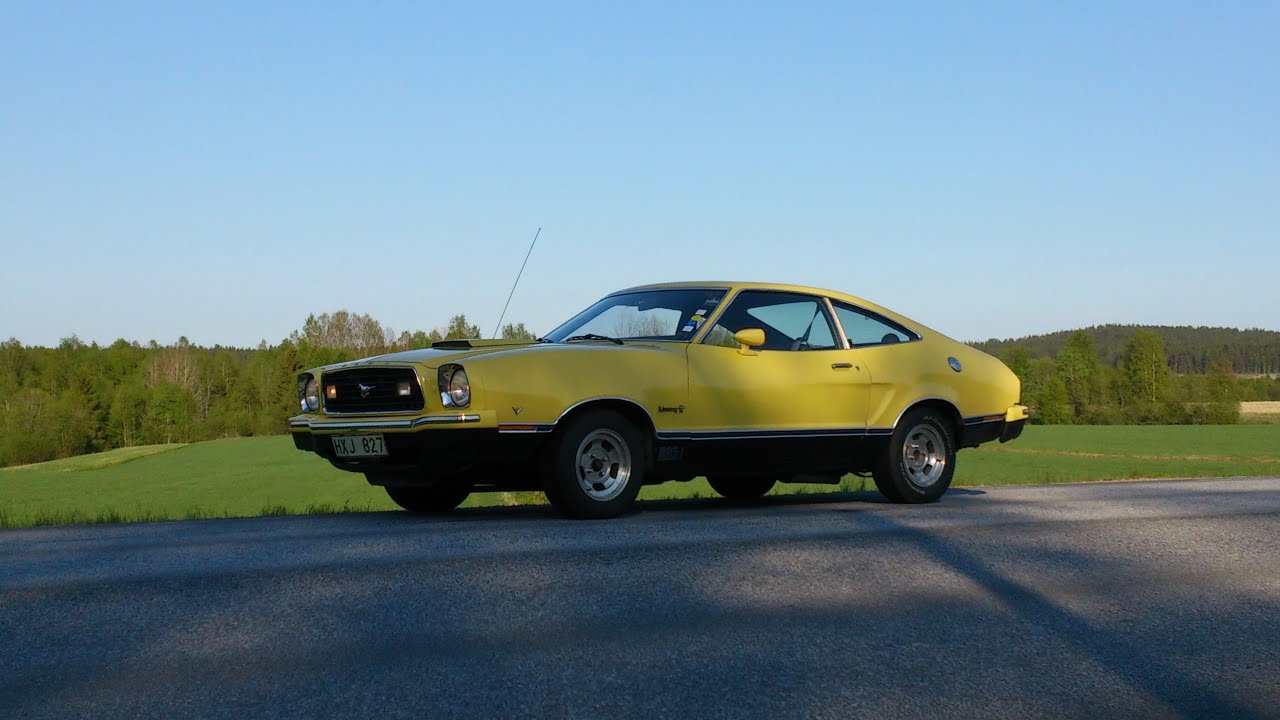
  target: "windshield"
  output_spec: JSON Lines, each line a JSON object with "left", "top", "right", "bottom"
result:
{"left": 544, "top": 288, "right": 727, "bottom": 343}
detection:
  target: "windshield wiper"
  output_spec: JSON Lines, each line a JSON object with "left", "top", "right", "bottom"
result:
{"left": 562, "top": 333, "right": 624, "bottom": 345}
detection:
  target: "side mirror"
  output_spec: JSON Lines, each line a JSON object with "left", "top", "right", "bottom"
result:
{"left": 733, "top": 328, "right": 765, "bottom": 355}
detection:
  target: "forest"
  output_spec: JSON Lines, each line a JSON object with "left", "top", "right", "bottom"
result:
{"left": 1, "top": 315, "right": 1276, "bottom": 468}
{"left": 0, "top": 312, "right": 534, "bottom": 468}
{"left": 997, "top": 328, "right": 1277, "bottom": 426}
{"left": 973, "top": 324, "right": 1280, "bottom": 375}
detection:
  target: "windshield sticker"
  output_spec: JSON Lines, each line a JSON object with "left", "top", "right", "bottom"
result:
{"left": 682, "top": 311, "right": 711, "bottom": 335}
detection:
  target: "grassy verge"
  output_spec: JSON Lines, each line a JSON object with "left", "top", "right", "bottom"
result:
{"left": 0, "top": 444, "right": 188, "bottom": 472}
{"left": 2, "top": 425, "right": 1277, "bottom": 529}
{"left": 953, "top": 424, "right": 1280, "bottom": 485}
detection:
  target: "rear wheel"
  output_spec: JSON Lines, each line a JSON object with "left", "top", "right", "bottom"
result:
{"left": 707, "top": 476, "right": 776, "bottom": 500}
{"left": 543, "top": 409, "right": 645, "bottom": 519}
{"left": 383, "top": 482, "right": 473, "bottom": 513}
{"left": 872, "top": 408, "right": 956, "bottom": 503}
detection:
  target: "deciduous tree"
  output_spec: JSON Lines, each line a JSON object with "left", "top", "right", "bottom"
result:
{"left": 445, "top": 315, "right": 481, "bottom": 340}
{"left": 500, "top": 322, "right": 537, "bottom": 341}
{"left": 1119, "top": 329, "right": 1171, "bottom": 407}
{"left": 1036, "top": 373, "right": 1074, "bottom": 425}
{"left": 1056, "top": 331, "right": 1101, "bottom": 417}
{"left": 1001, "top": 344, "right": 1037, "bottom": 402}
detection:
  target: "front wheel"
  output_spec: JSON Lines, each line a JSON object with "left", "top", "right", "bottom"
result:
{"left": 707, "top": 476, "right": 776, "bottom": 500}
{"left": 544, "top": 409, "right": 645, "bottom": 519}
{"left": 384, "top": 482, "right": 473, "bottom": 513}
{"left": 872, "top": 408, "right": 956, "bottom": 503}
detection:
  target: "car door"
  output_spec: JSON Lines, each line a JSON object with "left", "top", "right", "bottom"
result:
{"left": 684, "top": 290, "right": 870, "bottom": 437}
{"left": 829, "top": 300, "right": 929, "bottom": 432}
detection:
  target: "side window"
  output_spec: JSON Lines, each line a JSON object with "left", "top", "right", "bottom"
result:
{"left": 704, "top": 291, "right": 839, "bottom": 351}
{"left": 833, "top": 303, "right": 917, "bottom": 347}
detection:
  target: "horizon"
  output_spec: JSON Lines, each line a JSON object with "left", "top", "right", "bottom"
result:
{"left": 3, "top": 3, "right": 1276, "bottom": 347}
{"left": 7, "top": 318, "right": 1280, "bottom": 351}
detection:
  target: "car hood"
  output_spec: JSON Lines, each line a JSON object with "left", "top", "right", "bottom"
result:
{"left": 315, "top": 340, "right": 681, "bottom": 372}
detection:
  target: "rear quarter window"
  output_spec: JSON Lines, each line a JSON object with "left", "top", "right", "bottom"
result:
{"left": 833, "top": 303, "right": 918, "bottom": 347}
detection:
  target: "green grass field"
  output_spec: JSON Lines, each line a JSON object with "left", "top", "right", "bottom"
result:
{"left": 2, "top": 425, "right": 1278, "bottom": 528}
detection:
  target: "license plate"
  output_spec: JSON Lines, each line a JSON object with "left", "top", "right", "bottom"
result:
{"left": 332, "top": 434, "right": 388, "bottom": 458}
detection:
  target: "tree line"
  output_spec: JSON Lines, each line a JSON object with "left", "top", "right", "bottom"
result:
{"left": 0, "top": 312, "right": 535, "bottom": 468}
{"left": 2, "top": 316, "right": 1275, "bottom": 468}
{"left": 974, "top": 324, "right": 1280, "bottom": 375}
{"left": 999, "top": 329, "right": 1279, "bottom": 426}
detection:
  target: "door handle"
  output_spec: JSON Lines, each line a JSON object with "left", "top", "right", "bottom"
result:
{"left": 831, "top": 362, "right": 854, "bottom": 369}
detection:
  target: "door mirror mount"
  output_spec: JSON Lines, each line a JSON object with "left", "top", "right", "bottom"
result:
{"left": 734, "top": 328, "right": 765, "bottom": 356}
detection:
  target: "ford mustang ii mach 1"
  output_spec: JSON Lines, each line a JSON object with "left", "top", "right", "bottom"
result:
{"left": 291, "top": 282, "right": 1028, "bottom": 518}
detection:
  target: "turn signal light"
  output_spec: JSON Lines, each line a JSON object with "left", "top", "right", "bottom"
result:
{"left": 397, "top": 381, "right": 412, "bottom": 397}
{"left": 325, "top": 385, "right": 338, "bottom": 399}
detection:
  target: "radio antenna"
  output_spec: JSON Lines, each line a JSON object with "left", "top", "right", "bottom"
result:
{"left": 492, "top": 227, "right": 541, "bottom": 338}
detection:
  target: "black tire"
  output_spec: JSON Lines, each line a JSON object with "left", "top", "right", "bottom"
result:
{"left": 872, "top": 408, "right": 956, "bottom": 504}
{"left": 384, "top": 482, "right": 473, "bottom": 513}
{"left": 543, "top": 409, "right": 645, "bottom": 519}
{"left": 707, "top": 476, "right": 776, "bottom": 500}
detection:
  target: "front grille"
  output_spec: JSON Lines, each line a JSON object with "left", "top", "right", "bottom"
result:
{"left": 322, "top": 367, "right": 425, "bottom": 413}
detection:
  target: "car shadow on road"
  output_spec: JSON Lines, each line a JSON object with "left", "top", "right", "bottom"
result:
{"left": 637, "top": 490, "right": 888, "bottom": 513}
{"left": 435, "top": 486, "right": 989, "bottom": 522}
{"left": 861, "top": 511, "right": 1266, "bottom": 719}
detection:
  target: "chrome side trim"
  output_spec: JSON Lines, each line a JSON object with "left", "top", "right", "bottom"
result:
{"left": 656, "top": 428, "right": 868, "bottom": 441}
{"left": 494, "top": 398, "right": 657, "bottom": 435}
{"left": 497, "top": 424, "right": 556, "bottom": 434}
{"left": 822, "top": 296, "right": 846, "bottom": 348}
{"left": 891, "top": 398, "right": 961, "bottom": 430}
{"left": 552, "top": 397, "right": 658, "bottom": 429}
{"left": 321, "top": 405, "right": 427, "bottom": 416}
{"left": 412, "top": 414, "right": 482, "bottom": 426}
{"left": 289, "top": 414, "right": 481, "bottom": 431}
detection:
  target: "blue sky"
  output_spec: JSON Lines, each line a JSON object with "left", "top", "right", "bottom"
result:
{"left": 2, "top": 1, "right": 1276, "bottom": 347}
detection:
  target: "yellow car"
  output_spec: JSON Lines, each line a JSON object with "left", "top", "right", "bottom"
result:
{"left": 291, "top": 281, "right": 1028, "bottom": 518}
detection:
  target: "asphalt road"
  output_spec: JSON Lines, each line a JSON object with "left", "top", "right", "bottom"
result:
{"left": 2, "top": 478, "right": 1279, "bottom": 719}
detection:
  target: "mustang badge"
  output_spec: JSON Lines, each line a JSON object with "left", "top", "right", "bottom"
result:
{"left": 358, "top": 383, "right": 376, "bottom": 398}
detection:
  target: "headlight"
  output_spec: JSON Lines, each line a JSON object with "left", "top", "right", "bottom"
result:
{"left": 304, "top": 378, "right": 321, "bottom": 412}
{"left": 439, "top": 365, "right": 470, "bottom": 408}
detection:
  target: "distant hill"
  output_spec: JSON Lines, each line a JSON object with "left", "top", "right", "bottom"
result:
{"left": 970, "top": 325, "right": 1280, "bottom": 375}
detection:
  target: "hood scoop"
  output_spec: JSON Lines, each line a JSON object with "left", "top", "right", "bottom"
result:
{"left": 431, "top": 338, "right": 534, "bottom": 350}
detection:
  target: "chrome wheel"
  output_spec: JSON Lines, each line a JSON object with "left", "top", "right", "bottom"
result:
{"left": 902, "top": 423, "right": 947, "bottom": 489}
{"left": 575, "top": 428, "right": 633, "bottom": 502}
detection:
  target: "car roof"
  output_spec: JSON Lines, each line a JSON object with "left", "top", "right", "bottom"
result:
{"left": 606, "top": 280, "right": 954, "bottom": 341}
{"left": 597, "top": 280, "right": 960, "bottom": 345}
{"left": 611, "top": 280, "right": 898, "bottom": 319}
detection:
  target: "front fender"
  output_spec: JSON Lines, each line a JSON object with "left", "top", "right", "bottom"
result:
{"left": 462, "top": 344, "right": 688, "bottom": 430}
